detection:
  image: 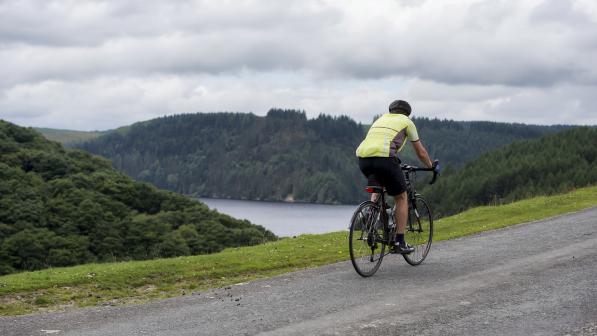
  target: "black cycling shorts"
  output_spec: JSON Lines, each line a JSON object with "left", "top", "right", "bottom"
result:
{"left": 358, "top": 157, "right": 407, "bottom": 196}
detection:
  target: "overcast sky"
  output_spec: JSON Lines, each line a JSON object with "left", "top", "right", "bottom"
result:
{"left": 1, "top": 0, "right": 596, "bottom": 130}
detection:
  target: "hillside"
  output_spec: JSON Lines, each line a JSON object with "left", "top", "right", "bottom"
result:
{"left": 398, "top": 118, "right": 568, "bottom": 167}
{"left": 421, "top": 127, "right": 597, "bottom": 217}
{"left": 35, "top": 128, "right": 106, "bottom": 145}
{"left": 0, "top": 120, "right": 276, "bottom": 275}
{"left": 77, "top": 109, "right": 566, "bottom": 204}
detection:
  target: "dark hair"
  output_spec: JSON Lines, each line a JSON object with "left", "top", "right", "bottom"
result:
{"left": 389, "top": 100, "right": 411, "bottom": 116}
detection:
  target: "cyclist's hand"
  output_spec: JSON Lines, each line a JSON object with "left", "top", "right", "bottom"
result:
{"left": 433, "top": 160, "right": 441, "bottom": 174}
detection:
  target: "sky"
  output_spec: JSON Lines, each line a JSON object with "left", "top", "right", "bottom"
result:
{"left": 1, "top": 0, "right": 596, "bottom": 131}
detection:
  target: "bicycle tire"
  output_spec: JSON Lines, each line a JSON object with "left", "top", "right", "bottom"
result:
{"left": 403, "top": 196, "right": 433, "bottom": 266}
{"left": 349, "top": 201, "right": 387, "bottom": 277}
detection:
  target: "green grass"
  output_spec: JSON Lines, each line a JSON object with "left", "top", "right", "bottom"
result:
{"left": 35, "top": 128, "right": 106, "bottom": 144}
{"left": 1, "top": 186, "right": 596, "bottom": 316}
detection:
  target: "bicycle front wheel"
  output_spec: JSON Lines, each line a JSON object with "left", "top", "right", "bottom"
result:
{"left": 349, "top": 201, "right": 387, "bottom": 277}
{"left": 403, "top": 196, "right": 433, "bottom": 266}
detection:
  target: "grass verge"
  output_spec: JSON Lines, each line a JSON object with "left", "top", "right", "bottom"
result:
{"left": 1, "top": 186, "right": 596, "bottom": 316}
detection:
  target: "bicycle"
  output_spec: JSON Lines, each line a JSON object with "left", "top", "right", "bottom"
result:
{"left": 349, "top": 160, "right": 439, "bottom": 277}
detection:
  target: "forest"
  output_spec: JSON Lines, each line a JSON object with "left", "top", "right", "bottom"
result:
{"left": 0, "top": 120, "right": 276, "bottom": 275}
{"left": 77, "top": 109, "right": 567, "bottom": 204}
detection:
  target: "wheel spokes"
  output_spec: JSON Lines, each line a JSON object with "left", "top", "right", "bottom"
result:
{"left": 349, "top": 202, "right": 387, "bottom": 276}
{"left": 403, "top": 197, "right": 433, "bottom": 265}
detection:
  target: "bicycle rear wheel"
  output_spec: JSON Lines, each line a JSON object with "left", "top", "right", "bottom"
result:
{"left": 349, "top": 201, "right": 387, "bottom": 277}
{"left": 403, "top": 196, "right": 433, "bottom": 266}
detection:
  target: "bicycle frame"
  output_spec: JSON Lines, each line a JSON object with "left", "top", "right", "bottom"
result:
{"left": 366, "top": 161, "right": 438, "bottom": 250}
{"left": 367, "top": 189, "right": 417, "bottom": 258}
{"left": 350, "top": 160, "right": 439, "bottom": 276}
{"left": 403, "top": 169, "right": 423, "bottom": 234}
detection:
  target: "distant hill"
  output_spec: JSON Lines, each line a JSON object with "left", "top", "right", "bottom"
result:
{"left": 421, "top": 126, "right": 597, "bottom": 217}
{"left": 35, "top": 128, "right": 106, "bottom": 145}
{"left": 77, "top": 110, "right": 568, "bottom": 204}
{"left": 399, "top": 118, "right": 569, "bottom": 168}
{"left": 0, "top": 120, "right": 276, "bottom": 275}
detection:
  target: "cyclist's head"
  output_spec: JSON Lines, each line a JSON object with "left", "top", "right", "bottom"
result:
{"left": 389, "top": 100, "right": 411, "bottom": 116}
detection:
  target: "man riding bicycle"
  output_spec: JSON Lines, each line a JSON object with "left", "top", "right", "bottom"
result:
{"left": 356, "top": 100, "right": 439, "bottom": 254}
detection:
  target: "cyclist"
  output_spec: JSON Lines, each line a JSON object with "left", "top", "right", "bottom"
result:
{"left": 356, "top": 100, "right": 438, "bottom": 254}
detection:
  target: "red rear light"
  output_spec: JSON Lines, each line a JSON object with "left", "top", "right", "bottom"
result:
{"left": 365, "top": 187, "right": 375, "bottom": 193}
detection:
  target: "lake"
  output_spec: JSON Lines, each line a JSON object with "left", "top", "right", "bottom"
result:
{"left": 198, "top": 198, "right": 357, "bottom": 237}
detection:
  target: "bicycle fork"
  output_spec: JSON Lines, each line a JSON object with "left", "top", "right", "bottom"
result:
{"left": 360, "top": 212, "right": 380, "bottom": 261}
{"left": 408, "top": 198, "right": 423, "bottom": 233}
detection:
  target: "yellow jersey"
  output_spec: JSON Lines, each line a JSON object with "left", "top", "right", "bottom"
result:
{"left": 356, "top": 113, "right": 419, "bottom": 158}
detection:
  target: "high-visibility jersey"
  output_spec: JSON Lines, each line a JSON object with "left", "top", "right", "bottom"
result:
{"left": 356, "top": 113, "right": 420, "bottom": 158}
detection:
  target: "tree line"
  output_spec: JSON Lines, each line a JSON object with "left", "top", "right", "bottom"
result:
{"left": 77, "top": 109, "right": 568, "bottom": 204}
{"left": 0, "top": 120, "right": 276, "bottom": 275}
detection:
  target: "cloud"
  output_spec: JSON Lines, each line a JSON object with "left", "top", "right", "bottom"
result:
{"left": 0, "top": 1, "right": 340, "bottom": 46}
{"left": 3, "top": 0, "right": 597, "bottom": 86}
{"left": 3, "top": 73, "right": 595, "bottom": 131}
{"left": 0, "top": 73, "right": 392, "bottom": 130}
{"left": 1, "top": 0, "right": 596, "bottom": 129}
{"left": 406, "top": 79, "right": 597, "bottom": 125}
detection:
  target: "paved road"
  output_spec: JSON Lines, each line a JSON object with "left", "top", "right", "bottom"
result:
{"left": 2, "top": 208, "right": 597, "bottom": 336}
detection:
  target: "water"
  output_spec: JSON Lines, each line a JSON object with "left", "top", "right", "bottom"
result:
{"left": 198, "top": 198, "right": 356, "bottom": 237}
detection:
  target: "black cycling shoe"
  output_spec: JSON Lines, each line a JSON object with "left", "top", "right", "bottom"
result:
{"left": 391, "top": 242, "right": 414, "bottom": 254}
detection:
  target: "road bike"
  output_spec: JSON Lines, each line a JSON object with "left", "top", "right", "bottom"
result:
{"left": 349, "top": 160, "right": 439, "bottom": 277}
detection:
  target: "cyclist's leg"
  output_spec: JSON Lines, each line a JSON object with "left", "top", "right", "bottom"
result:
{"left": 358, "top": 157, "right": 382, "bottom": 202}
{"left": 391, "top": 191, "right": 414, "bottom": 253}
{"left": 383, "top": 160, "right": 408, "bottom": 241}
{"left": 382, "top": 162, "right": 413, "bottom": 253}
{"left": 393, "top": 191, "right": 408, "bottom": 240}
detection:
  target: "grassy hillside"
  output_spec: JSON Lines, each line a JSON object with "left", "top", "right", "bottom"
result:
{"left": 35, "top": 128, "right": 106, "bottom": 145}
{"left": 422, "top": 127, "right": 597, "bottom": 217}
{"left": 0, "top": 120, "right": 276, "bottom": 275}
{"left": 77, "top": 110, "right": 565, "bottom": 204}
{"left": 1, "top": 185, "right": 595, "bottom": 316}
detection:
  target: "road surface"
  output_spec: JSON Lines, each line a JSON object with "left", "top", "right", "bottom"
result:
{"left": 2, "top": 207, "right": 596, "bottom": 336}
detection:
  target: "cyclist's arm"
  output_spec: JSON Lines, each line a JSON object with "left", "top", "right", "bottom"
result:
{"left": 411, "top": 140, "right": 433, "bottom": 168}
